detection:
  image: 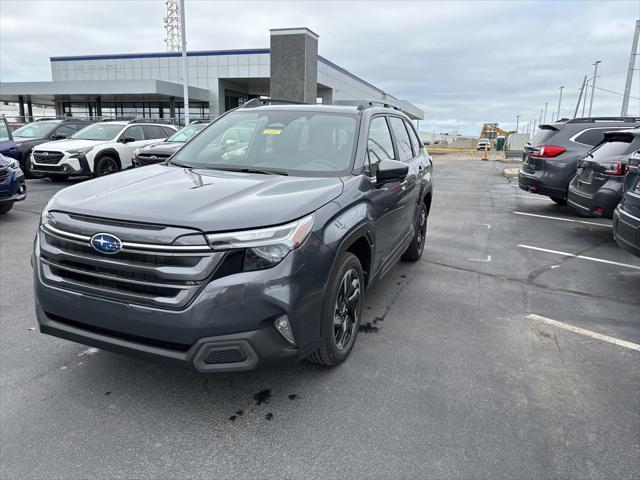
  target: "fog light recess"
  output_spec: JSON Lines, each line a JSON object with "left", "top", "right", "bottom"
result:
{"left": 274, "top": 315, "right": 296, "bottom": 346}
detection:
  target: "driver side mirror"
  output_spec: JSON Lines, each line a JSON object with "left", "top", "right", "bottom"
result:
{"left": 50, "top": 133, "right": 67, "bottom": 140}
{"left": 120, "top": 137, "right": 136, "bottom": 144}
{"left": 376, "top": 159, "right": 408, "bottom": 184}
{"left": 223, "top": 139, "right": 237, "bottom": 149}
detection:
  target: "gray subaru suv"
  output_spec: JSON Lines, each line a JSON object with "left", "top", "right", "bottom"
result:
{"left": 519, "top": 117, "right": 640, "bottom": 204}
{"left": 33, "top": 100, "right": 433, "bottom": 372}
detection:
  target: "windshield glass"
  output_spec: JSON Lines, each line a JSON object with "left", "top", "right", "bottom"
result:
{"left": 13, "top": 121, "right": 58, "bottom": 138}
{"left": 167, "top": 124, "right": 207, "bottom": 142}
{"left": 172, "top": 110, "right": 358, "bottom": 176}
{"left": 71, "top": 123, "right": 123, "bottom": 141}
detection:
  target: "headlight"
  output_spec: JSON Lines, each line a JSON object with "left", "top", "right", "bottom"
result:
{"left": 7, "top": 158, "right": 20, "bottom": 169}
{"left": 206, "top": 215, "right": 314, "bottom": 270}
{"left": 68, "top": 146, "right": 93, "bottom": 156}
{"left": 40, "top": 198, "right": 56, "bottom": 226}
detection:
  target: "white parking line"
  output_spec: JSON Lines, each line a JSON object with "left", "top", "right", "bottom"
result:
{"left": 518, "top": 244, "right": 640, "bottom": 270}
{"left": 468, "top": 255, "right": 492, "bottom": 262}
{"left": 514, "top": 211, "right": 611, "bottom": 228}
{"left": 527, "top": 314, "right": 640, "bottom": 351}
{"left": 510, "top": 195, "right": 550, "bottom": 201}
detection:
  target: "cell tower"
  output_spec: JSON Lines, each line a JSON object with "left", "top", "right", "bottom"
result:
{"left": 163, "top": 0, "right": 182, "bottom": 52}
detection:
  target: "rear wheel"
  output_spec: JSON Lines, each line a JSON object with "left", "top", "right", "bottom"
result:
{"left": 402, "top": 201, "right": 428, "bottom": 261}
{"left": 308, "top": 252, "right": 364, "bottom": 367}
{"left": 0, "top": 203, "right": 13, "bottom": 215}
{"left": 94, "top": 156, "right": 120, "bottom": 177}
{"left": 550, "top": 196, "right": 567, "bottom": 206}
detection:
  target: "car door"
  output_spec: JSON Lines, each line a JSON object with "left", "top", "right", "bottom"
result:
{"left": 365, "top": 115, "right": 413, "bottom": 272}
{"left": 117, "top": 125, "right": 147, "bottom": 168}
{"left": 0, "top": 118, "right": 18, "bottom": 160}
{"left": 388, "top": 116, "right": 422, "bottom": 239}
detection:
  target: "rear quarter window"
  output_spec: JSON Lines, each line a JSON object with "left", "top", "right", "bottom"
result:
{"left": 573, "top": 128, "right": 621, "bottom": 147}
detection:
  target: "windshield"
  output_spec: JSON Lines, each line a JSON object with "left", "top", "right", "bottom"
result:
{"left": 172, "top": 110, "right": 358, "bottom": 176}
{"left": 13, "top": 121, "right": 58, "bottom": 138}
{"left": 71, "top": 123, "right": 123, "bottom": 141}
{"left": 167, "top": 124, "right": 207, "bottom": 143}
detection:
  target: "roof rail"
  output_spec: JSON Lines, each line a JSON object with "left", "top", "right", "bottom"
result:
{"left": 241, "top": 98, "right": 306, "bottom": 108}
{"left": 333, "top": 99, "right": 401, "bottom": 111}
{"left": 127, "top": 118, "right": 174, "bottom": 125}
{"left": 98, "top": 116, "right": 136, "bottom": 122}
{"left": 567, "top": 116, "right": 640, "bottom": 123}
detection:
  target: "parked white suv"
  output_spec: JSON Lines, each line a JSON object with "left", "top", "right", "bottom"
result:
{"left": 31, "top": 120, "right": 177, "bottom": 178}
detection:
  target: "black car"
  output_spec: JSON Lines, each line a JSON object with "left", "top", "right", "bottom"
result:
{"left": 33, "top": 100, "right": 433, "bottom": 372}
{"left": 612, "top": 149, "right": 640, "bottom": 256}
{"left": 12, "top": 119, "right": 95, "bottom": 177}
{"left": 133, "top": 122, "right": 208, "bottom": 167}
{"left": 567, "top": 129, "right": 640, "bottom": 218}
{"left": 519, "top": 117, "right": 640, "bottom": 205}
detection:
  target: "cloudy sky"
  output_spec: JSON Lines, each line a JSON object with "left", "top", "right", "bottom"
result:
{"left": 1, "top": 0, "right": 639, "bottom": 135}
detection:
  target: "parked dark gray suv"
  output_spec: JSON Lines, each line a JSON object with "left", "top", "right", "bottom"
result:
{"left": 33, "top": 100, "right": 433, "bottom": 372}
{"left": 519, "top": 117, "right": 640, "bottom": 204}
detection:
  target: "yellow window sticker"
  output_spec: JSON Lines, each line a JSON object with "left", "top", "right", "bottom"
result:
{"left": 262, "top": 128, "right": 282, "bottom": 135}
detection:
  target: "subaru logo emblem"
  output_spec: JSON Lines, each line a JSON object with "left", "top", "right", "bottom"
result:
{"left": 41, "top": 152, "right": 49, "bottom": 157}
{"left": 150, "top": 155, "right": 157, "bottom": 160}
{"left": 90, "top": 233, "right": 122, "bottom": 254}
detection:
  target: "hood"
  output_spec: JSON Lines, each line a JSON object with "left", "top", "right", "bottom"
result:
{"left": 33, "top": 138, "right": 105, "bottom": 152}
{"left": 48, "top": 164, "right": 344, "bottom": 232}
{"left": 138, "top": 141, "right": 183, "bottom": 156}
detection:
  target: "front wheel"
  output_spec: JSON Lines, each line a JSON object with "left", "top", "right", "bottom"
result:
{"left": 94, "top": 156, "right": 120, "bottom": 177}
{"left": 308, "top": 252, "right": 364, "bottom": 367}
{"left": 0, "top": 203, "right": 13, "bottom": 215}
{"left": 402, "top": 201, "right": 428, "bottom": 261}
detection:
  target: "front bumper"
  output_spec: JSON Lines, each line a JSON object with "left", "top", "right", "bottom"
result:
{"left": 33, "top": 232, "right": 334, "bottom": 372}
{"left": 0, "top": 171, "right": 26, "bottom": 204}
{"left": 613, "top": 206, "right": 640, "bottom": 257}
{"left": 567, "top": 183, "right": 622, "bottom": 219}
{"left": 31, "top": 153, "right": 91, "bottom": 176}
{"left": 518, "top": 170, "right": 568, "bottom": 198}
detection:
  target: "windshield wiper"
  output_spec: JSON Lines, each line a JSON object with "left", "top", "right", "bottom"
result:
{"left": 209, "top": 166, "right": 288, "bottom": 176}
{"left": 170, "top": 160, "right": 193, "bottom": 168}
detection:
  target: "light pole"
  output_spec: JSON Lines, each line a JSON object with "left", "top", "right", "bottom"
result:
{"left": 543, "top": 102, "right": 548, "bottom": 123}
{"left": 588, "top": 60, "right": 602, "bottom": 117}
{"left": 516, "top": 115, "right": 520, "bottom": 132}
{"left": 557, "top": 86, "right": 564, "bottom": 120}
{"left": 180, "top": 0, "right": 190, "bottom": 125}
{"left": 539, "top": 109, "right": 543, "bottom": 127}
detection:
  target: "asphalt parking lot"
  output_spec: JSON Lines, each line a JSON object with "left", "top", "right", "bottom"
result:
{"left": 1, "top": 158, "right": 639, "bottom": 479}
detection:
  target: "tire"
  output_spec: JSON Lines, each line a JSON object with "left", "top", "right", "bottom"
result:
{"left": 0, "top": 203, "right": 13, "bottom": 215}
{"left": 308, "top": 252, "right": 364, "bottom": 367}
{"left": 94, "top": 155, "right": 120, "bottom": 177}
{"left": 550, "top": 196, "right": 567, "bottom": 206}
{"left": 402, "top": 201, "right": 428, "bottom": 261}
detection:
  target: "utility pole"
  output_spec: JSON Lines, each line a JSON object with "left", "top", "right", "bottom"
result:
{"left": 539, "top": 109, "right": 543, "bottom": 127}
{"left": 588, "top": 60, "right": 602, "bottom": 117}
{"left": 557, "top": 86, "right": 564, "bottom": 120}
{"left": 621, "top": 19, "right": 640, "bottom": 116}
{"left": 582, "top": 79, "right": 589, "bottom": 117}
{"left": 543, "top": 102, "right": 548, "bottom": 123}
{"left": 574, "top": 76, "right": 587, "bottom": 118}
{"left": 516, "top": 115, "right": 520, "bottom": 132}
{"left": 180, "top": 0, "right": 190, "bottom": 125}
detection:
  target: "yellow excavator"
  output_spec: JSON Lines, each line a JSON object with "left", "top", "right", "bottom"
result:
{"left": 480, "top": 123, "right": 515, "bottom": 151}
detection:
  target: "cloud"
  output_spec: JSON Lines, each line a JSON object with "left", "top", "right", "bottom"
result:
{"left": 1, "top": 0, "right": 638, "bottom": 135}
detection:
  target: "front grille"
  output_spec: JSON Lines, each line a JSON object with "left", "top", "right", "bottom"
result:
{"left": 0, "top": 191, "right": 10, "bottom": 199}
{"left": 0, "top": 167, "right": 8, "bottom": 183}
{"left": 204, "top": 347, "right": 247, "bottom": 364}
{"left": 137, "top": 154, "right": 170, "bottom": 166}
{"left": 39, "top": 213, "right": 223, "bottom": 310}
{"left": 33, "top": 151, "right": 64, "bottom": 164}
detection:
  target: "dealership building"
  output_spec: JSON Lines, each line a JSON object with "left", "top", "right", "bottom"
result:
{"left": 0, "top": 28, "right": 423, "bottom": 123}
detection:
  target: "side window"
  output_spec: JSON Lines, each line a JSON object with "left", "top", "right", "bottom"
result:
{"left": 389, "top": 116, "right": 413, "bottom": 162}
{"left": 404, "top": 119, "right": 422, "bottom": 156}
{"left": 0, "top": 120, "right": 10, "bottom": 142}
{"left": 121, "top": 125, "right": 144, "bottom": 141}
{"left": 54, "top": 124, "right": 78, "bottom": 138}
{"left": 142, "top": 125, "right": 167, "bottom": 140}
{"left": 366, "top": 116, "right": 395, "bottom": 176}
{"left": 574, "top": 128, "right": 615, "bottom": 146}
